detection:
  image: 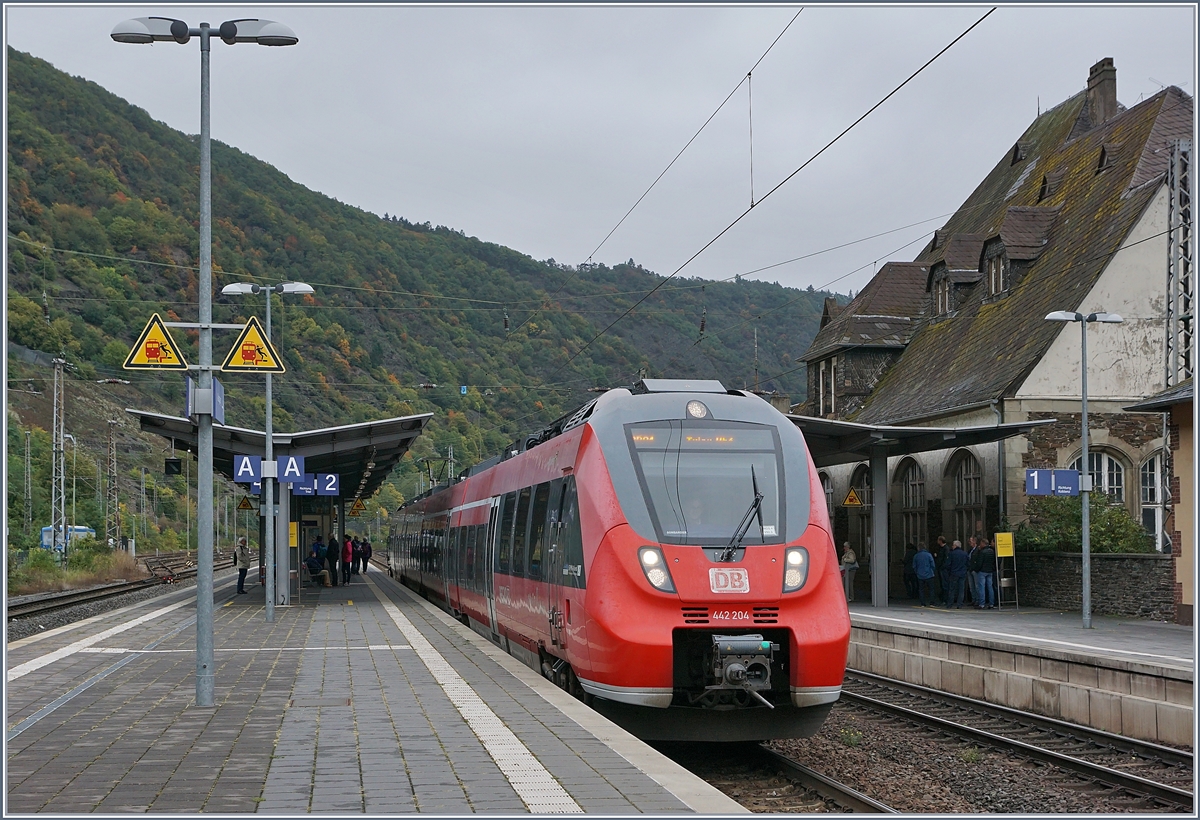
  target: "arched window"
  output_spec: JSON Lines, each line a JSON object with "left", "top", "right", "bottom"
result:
{"left": 1141, "top": 452, "right": 1167, "bottom": 551}
{"left": 1070, "top": 452, "right": 1124, "bottom": 502}
{"left": 951, "top": 452, "right": 983, "bottom": 542}
{"left": 896, "top": 459, "right": 925, "bottom": 548}
{"left": 848, "top": 465, "right": 873, "bottom": 561}
{"left": 819, "top": 472, "right": 833, "bottom": 518}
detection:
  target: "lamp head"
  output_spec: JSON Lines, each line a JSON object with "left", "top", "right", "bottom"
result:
{"left": 111, "top": 16, "right": 188, "bottom": 44}
{"left": 1090, "top": 312, "right": 1124, "bottom": 323}
{"left": 278, "top": 282, "right": 315, "bottom": 295}
{"left": 218, "top": 19, "right": 299, "bottom": 46}
{"left": 1045, "top": 310, "right": 1079, "bottom": 322}
{"left": 220, "top": 283, "right": 257, "bottom": 296}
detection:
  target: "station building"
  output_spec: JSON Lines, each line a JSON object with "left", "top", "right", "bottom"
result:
{"left": 795, "top": 59, "right": 1193, "bottom": 622}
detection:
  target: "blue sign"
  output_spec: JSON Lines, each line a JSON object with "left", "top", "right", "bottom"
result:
{"left": 292, "top": 474, "right": 316, "bottom": 496}
{"left": 251, "top": 480, "right": 261, "bottom": 496}
{"left": 185, "top": 376, "right": 226, "bottom": 425}
{"left": 234, "top": 455, "right": 262, "bottom": 483}
{"left": 1052, "top": 469, "right": 1080, "bottom": 497}
{"left": 276, "top": 455, "right": 305, "bottom": 484}
{"left": 316, "top": 473, "right": 340, "bottom": 496}
{"left": 1026, "top": 468, "right": 1080, "bottom": 497}
{"left": 1025, "top": 469, "right": 1052, "bottom": 496}
{"left": 461, "top": 385, "right": 468, "bottom": 395}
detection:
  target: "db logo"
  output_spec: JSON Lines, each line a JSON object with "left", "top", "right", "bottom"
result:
{"left": 709, "top": 567, "right": 750, "bottom": 594}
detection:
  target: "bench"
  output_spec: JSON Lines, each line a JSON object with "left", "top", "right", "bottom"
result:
{"left": 303, "top": 563, "right": 331, "bottom": 587}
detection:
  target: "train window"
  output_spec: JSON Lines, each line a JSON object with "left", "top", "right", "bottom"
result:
{"left": 475, "top": 524, "right": 487, "bottom": 592}
{"left": 464, "top": 526, "right": 476, "bottom": 592}
{"left": 527, "top": 482, "right": 550, "bottom": 580}
{"left": 497, "top": 492, "right": 516, "bottom": 574}
{"left": 560, "top": 477, "right": 585, "bottom": 589}
{"left": 511, "top": 487, "right": 532, "bottom": 577}
{"left": 626, "top": 420, "right": 785, "bottom": 546}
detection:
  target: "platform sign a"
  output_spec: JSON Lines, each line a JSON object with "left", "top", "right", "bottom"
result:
{"left": 124, "top": 313, "right": 189, "bottom": 370}
{"left": 221, "top": 317, "right": 285, "bottom": 373}
{"left": 233, "top": 455, "right": 262, "bottom": 483}
{"left": 277, "top": 456, "right": 305, "bottom": 484}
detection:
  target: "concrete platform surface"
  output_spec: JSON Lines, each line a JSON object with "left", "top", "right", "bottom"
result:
{"left": 6, "top": 570, "right": 746, "bottom": 814}
{"left": 850, "top": 600, "right": 1194, "bottom": 671}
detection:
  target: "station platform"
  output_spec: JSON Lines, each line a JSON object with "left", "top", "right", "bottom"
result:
{"left": 5, "top": 570, "right": 745, "bottom": 814}
{"left": 846, "top": 599, "right": 1194, "bottom": 747}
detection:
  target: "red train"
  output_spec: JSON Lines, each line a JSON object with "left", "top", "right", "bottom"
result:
{"left": 387, "top": 379, "right": 849, "bottom": 742}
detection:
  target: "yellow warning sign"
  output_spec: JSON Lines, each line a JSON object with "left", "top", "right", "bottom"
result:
{"left": 220, "top": 317, "right": 285, "bottom": 373}
{"left": 237, "top": 496, "right": 255, "bottom": 511}
{"left": 842, "top": 488, "right": 864, "bottom": 507}
{"left": 123, "top": 313, "right": 189, "bottom": 370}
{"left": 351, "top": 498, "right": 367, "bottom": 513}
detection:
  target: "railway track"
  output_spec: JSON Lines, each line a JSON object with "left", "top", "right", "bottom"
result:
{"left": 843, "top": 670, "right": 1193, "bottom": 811}
{"left": 7, "top": 554, "right": 235, "bottom": 621}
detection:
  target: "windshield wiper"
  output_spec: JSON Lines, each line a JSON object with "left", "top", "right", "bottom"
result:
{"left": 719, "top": 465, "right": 764, "bottom": 562}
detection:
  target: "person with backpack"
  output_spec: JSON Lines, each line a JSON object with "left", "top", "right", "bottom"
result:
{"left": 351, "top": 537, "right": 363, "bottom": 575}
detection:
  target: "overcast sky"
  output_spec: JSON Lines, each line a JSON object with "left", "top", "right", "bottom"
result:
{"left": 6, "top": 4, "right": 1196, "bottom": 295}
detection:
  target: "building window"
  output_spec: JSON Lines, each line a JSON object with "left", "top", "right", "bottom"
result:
{"left": 1141, "top": 453, "right": 1167, "bottom": 551}
{"left": 849, "top": 465, "right": 872, "bottom": 560}
{"left": 952, "top": 452, "right": 983, "bottom": 542}
{"left": 987, "top": 254, "right": 1009, "bottom": 295}
{"left": 897, "top": 459, "right": 926, "bottom": 548}
{"left": 819, "top": 472, "right": 833, "bottom": 518}
{"left": 1070, "top": 452, "right": 1125, "bottom": 501}
{"left": 818, "top": 357, "right": 836, "bottom": 416}
{"left": 935, "top": 278, "right": 951, "bottom": 315}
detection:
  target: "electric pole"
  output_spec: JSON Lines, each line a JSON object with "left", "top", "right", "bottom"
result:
{"left": 106, "top": 420, "right": 121, "bottom": 549}
{"left": 24, "top": 430, "right": 32, "bottom": 535}
{"left": 51, "top": 358, "right": 67, "bottom": 560}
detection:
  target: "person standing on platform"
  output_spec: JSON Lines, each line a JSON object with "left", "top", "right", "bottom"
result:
{"left": 913, "top": 544, "right": 936, "bottom": 607}
{"left": 233, "top": 536, "right": 251, "bottom": 594}
{"left": 934, "top": 536, "right": 951, "bottom": 606}
{"left": 351, "top": 536, "right": 363, "bottom": 575}
{"left": 840, "top": 542, "right": 859, "bottom": 603}
{"left": 977, "top": 538, "right": 997, "bottom": 609}
{"left": 362, "top": 538, "right": 372, "bottom": 574}
{"left": 965, "top": 536, "right": 979, "bottom": 606}
{"left": 326, "top": 532, "right": 339, "bottom": 587}
{"left": 342, "top": 535, "right": 354, "bottom": 584}
{"left": 902, "top": 543, "right": 918, "bottom": 599}
{"left": 947, "top": 540, "right": 969, "bottom": 608}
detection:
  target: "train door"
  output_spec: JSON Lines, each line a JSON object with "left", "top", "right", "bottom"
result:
{"left": 545, "top": 478, "right": 567, "bottom": 650}
{"left": 447, "top": 518, "right": 461, "bottom": 615}
{"left": 485, "top": 497, "right": 501, "bottom": 638}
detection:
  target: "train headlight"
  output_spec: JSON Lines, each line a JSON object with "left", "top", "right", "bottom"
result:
{"left": 638, "top": 547, "right": 675, "bottom": 593}
{"left": 782, "top": 547, "right": 809, "bottom": 592}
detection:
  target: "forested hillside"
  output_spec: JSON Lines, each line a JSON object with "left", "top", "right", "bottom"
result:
{"left": 7, "top": 47, "right": 841, "bottom": 548}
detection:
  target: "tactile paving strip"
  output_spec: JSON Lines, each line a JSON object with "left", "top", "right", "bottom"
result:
{"left": 365, "top": 577, "right": 583, "bottom": 813}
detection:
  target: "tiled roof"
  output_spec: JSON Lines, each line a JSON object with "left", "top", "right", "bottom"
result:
{"left": 1125, "top": 378, "right": 1193, "bottom": 412}
{"left": 802, "top": 262, "right": 928, "bottom": 362}
{"left": 852, "top": 84, "right": 1192, "bottom": 424}
{"left": 999, "top": 206, "right": 1061, "bottom": 260}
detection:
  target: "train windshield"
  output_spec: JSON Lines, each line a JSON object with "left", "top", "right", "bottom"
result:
{"left": 626, "top": 420, "right": 784, "bottom": 546}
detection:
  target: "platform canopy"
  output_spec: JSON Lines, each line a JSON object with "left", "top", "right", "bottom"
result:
{"left": 126, "top": 409, "right": 433, "bottom": 501}
{"left": 786, "top": 414, "right": 1055, "bottom": 467}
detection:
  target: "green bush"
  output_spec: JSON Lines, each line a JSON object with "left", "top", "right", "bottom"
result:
{"left": 65, "top": 536, "right": 110, "bottom": 571}
{"left": 1016, "top": 493, "right": 1153, "bottom": 553}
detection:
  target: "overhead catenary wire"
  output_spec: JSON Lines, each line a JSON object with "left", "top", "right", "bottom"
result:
{"left": 547, "top": 8, "right": 997, "bottom": 382}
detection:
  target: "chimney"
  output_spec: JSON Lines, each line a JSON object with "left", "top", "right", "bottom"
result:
{"left": 1087, "top": 58, "right": 1117, "bottom": 125}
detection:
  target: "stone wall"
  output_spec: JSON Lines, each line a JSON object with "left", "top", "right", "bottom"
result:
{"left": 1015, "top": 552, "right": 1176, "bottom": 621}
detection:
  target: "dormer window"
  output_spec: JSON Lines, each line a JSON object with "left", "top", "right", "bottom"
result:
{"left": 987, "top": 254, "right": 1010, "bottom": 294}
{"left": 1038, "top": 167, "right": 1066, "bottom": 202}
{"left": 1010, "top": 141, "right": 1029, "bottom": 165}
{"left": 1097, "top": 142, "right": 1123, "bottom": 172}
{"left": 935, "top": 277, "right": 951, "bottom": 315}
{"left": 818, "top": 357, "right": 837, "bottom": 416}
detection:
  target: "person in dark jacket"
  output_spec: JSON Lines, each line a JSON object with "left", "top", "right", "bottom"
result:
{"left": 362, "top": 538, "right": 372, "bottom": 574}
{"left": 305, "top": 550, "right": 331, "bottom": 587}
{"left": 965, "top": 536, "right": 979, "bottom": 606}
{"left": 342, "top": 535, "right": 353, "bottom": 584}
{"left": 326, "top": 532, "right": 339, "bottom": 586}
{"left": 934, "top": 536, "right": 950, "bottom": 605}
{"left": 351, "top": 537, "right": 363, "bottom": 574}
{"left": 913, "top": 544, "right": 936, "bottom": 607}
{"left": 947, "top": 540, "right": 969, "bottom": 608}
{"left": 902, "top": 543, "right": 918, "bottom": 599}
{"left": 976, "top": 538, "right": 997, "bottom": 608}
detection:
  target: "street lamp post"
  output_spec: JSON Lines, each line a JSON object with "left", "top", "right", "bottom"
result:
{"left": 222, "top": 281, "right": 314, "bottom": 623}
{"left": 1045, "top": 310, "right": 1124, "bottom": 629}
{"left": 112, "top": 15, "right": 297, "bottom": 707}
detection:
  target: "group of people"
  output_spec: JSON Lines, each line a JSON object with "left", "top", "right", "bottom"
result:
{"left": 304, "top": 533, "right": 373, "bottom": 588}
{"left": 903, "top": 535, "right": 997, "bottom": 609}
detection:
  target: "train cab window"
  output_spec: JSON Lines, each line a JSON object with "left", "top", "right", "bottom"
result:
{"left": 511, "top": 487, "right": 532, "bottom": 577}
{"left": 560, "top": 477, "right": 585, "bottom": 589}
{"left": 497, "top": 492, "right": 517, "bottom": 574}
{"left": 626, "top": 420, "right": 785, "bottom": 546}
{"left": 527, "top": 482, "right": 551, "bottom": 580}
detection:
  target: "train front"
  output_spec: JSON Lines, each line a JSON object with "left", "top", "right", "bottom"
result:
{"left": 573, "top": 380, "right": 849, "bottom": 742}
